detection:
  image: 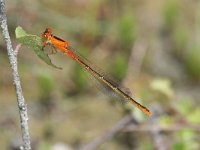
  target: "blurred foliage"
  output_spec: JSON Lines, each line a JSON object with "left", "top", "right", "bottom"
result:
{"left": 186, "top": 47, "right": 200, "bottom": 79}
{"left": 163, "top": 0, "right": 179, "bottom": 28}
{"left": 0, "top": 0, "right": 200, "bottom": 150}
{"left": 117, "top": 13, "right": 136, "bottom": 51}
{"left": 173, "top": 130, "right": 198, "bottom": 150}
{"left": 111, "top": 55, "right": 127, "bottom": 81}
{"left": 36, "top": 72, "right": 54, "bottom": 105}
{"left": 71, "top": 63, "right": 88, "bottom": 94}
{"left": 150, "top": 78, "right": 174, "bottom": 98}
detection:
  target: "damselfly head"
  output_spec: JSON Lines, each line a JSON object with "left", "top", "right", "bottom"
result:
{"left": 43, "top": 28, "right": 52, "bottom": 39}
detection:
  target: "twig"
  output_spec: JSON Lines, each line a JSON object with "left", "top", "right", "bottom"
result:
{"left": 0, "top": 1, "right": 31, "bottom": 150}
{"left": 14, "top": 44, "right": 22, "bottom": 57}
{"left": 79, "top": 114, "right": 133, "bottom": 150}
{"left": 123, "top": 123, "right": 200, "bottom": 132}
{"left": 123, "top": 122, "right": 200, "bottom": 150}
{"left": 152, "top": 131, "right": 168, "bottom": 150}
{"left": 123, "top": 123, "right": 200, "bottom": 150}
{"left": 126, "top": 40, "right": 148, "bottom": 77}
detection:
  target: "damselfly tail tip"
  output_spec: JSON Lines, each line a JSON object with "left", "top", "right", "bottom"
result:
{"left": 146, "top": 110, "right": 152, "bottom": 117}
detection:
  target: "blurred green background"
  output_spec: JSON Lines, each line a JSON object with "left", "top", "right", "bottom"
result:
{"left": 1, "top": 0, "right": 200, "bottom": 150}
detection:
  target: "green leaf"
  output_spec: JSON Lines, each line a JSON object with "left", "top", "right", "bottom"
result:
{"left": 158, "top": 115, "right": 173, "bottom": 128}
{"left": 150, "top": 78, "right": 174, "bottom": 98}
{"left": 175, "top": 99, "right": 192, "bottom": 116}
{"left": 15, "top": 26, "right": 62, "bottom": 69}
{"left": 186, "top": 108, "right": 200, "bottom": 124}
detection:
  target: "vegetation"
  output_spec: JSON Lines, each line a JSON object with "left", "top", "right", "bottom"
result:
{"left": 0, "top": 0, "right": 200, "bottom": 149}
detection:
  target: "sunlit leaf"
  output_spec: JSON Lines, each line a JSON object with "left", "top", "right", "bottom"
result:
{"left": 174, "top": 130, "right": 197, "bottom": 150}
{"left": 175, "top": 99, "right": 192, "bottom": 116}
{"left": 158, "top": 115, "right": 173, "bottom": 128}
{"left": 150, "top": 78, "right": 174, "bottom": 98}
{"left": 15, "top": 26, "right": 62, "bottom": 69}
{"left": 186, "top": 108, "right": 200, "bottom": 124}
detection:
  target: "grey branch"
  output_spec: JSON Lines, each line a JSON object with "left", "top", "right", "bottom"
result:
{"left": 123, "top": 123, "right": 200, "bottom": 132}
{"left": 79, "top": 114, "right": 133, "bottom": 150}
{"left": 0, "top": 0, "right": 31, "bottom": 150}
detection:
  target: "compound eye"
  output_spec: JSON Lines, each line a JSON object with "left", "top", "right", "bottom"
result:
{"left": 45, "top": 28, "right": 52, "bottom": 34}
{"left": 47, "top": 28, "right": 52, "bottom": 33}
{"left": 42, "top": 28, "right": 52, "bottom": 39}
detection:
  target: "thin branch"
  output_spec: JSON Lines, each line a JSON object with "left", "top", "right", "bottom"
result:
{"left": 14, "top": 44, "right": 22, "bottom": 57}
{"left": 123, "top": 123, "right": 200, "bottom": 132}
{"left": 152, "top": 131, "right": 168, "bottom": 150}
{"left": 126, "top": 40, "right": 148, "bottom": 77}
{"left": 0, "top": 1, "right": 31, "bottom": 150}
{"left": 79, "top": 114, "right": 133, "bottom": 150}
{"left": 123, "top": 122, "right": 200, "bottom": 150}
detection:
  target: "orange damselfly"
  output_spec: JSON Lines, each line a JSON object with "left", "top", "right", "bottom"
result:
{"left": 42, "top": 28, "right": 152, "bottom": 116}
